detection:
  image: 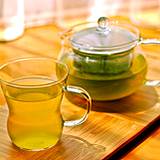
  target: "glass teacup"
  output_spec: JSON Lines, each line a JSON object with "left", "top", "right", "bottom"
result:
{"left": 0, "top": 57, "right": 91, "bottom": 151}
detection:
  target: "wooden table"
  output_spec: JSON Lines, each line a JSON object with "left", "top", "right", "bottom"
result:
{"left": 123, "top": 128, "right": 160, "bottom": 160}
{"left": 0, "top": 17, "right": 160, "bottom": 160}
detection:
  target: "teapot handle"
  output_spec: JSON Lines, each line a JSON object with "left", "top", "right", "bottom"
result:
{"left": 139, "top": 38, "right": 160, "bottom": 45}
{"left": 138, "top": 38, "right": 160, "bottom": 86}
{"left": 145, "top": 80, "right": 160, "bottom": 87}
{"left": 139, "top": 39, "right": 160, "bottom": 87}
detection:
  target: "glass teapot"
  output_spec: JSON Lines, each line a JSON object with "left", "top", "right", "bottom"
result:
{"left": 59, "top": 17, "right": 160, "bottom": 101}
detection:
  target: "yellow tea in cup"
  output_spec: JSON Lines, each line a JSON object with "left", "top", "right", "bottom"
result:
{"left": 0, "top": 57, "right": 91, "bottom": 150}
{"left": 5, "top": 77, "right": 63, "bottom": 150}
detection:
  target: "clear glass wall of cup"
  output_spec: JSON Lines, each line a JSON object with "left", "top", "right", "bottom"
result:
{"left": 0, "top": 57, "right": 91, "bottom": 151}
{"left": 0, "top": 0, "right": 24, "bottom": 41}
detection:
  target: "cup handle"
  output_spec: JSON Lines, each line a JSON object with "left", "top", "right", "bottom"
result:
{"left": 63, "top": 85, "right": 92, "bottom": 127}
{"left": 145, "top": 79, "right": 160, "bottom": 87}
{"left": 139, "top": 38, "right": 160, "bottom": 45}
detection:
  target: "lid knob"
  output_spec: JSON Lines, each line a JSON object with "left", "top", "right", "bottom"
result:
{"left": 97, "top": 17, "right": 111, "bottom": 34}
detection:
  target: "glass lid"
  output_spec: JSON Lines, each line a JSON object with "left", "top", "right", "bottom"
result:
{"left": 70, "top": 17, "right": 140, "bottom": 55}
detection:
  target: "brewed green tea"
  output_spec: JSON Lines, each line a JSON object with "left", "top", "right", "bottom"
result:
{"left": 4, "top": 77, "right": 63, "bottom": 150}
{"left": 63, "top": 53, "right": 147, "bottom": 101}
